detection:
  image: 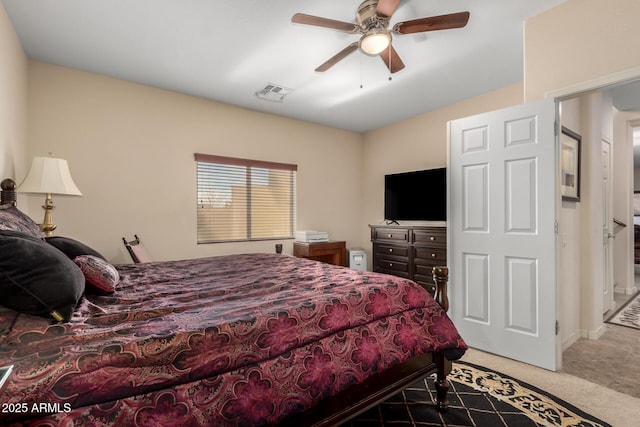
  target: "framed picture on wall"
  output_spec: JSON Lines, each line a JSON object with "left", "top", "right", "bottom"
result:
{"left": 560, "top": 126, "right": 581, "bottom": 202}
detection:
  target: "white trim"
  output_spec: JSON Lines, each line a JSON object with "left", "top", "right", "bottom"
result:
{"left": 580, "top": 324, "right": 607, "bottom": 340}
{"left": 561, "top": 330, "right": 581, "bottom": 352}
{"left": 615, "top": 285, "right": 638, "bottom": 295}
{"left": 545, "top": 65, "right": 640, "bottom": 100}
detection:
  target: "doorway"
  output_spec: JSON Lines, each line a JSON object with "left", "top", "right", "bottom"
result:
{"left": 558, "top": 82, "right": 640, "bottom": 397}
{"left": 555, "top": 80, "right": 640, "bottom": 351}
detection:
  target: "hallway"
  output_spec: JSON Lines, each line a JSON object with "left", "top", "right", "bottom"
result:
{"left": 562, "top": 287, "right": 640, "bottom": 398}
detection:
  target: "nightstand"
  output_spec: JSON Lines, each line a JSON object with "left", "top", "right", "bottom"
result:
{"left": 293, "top": 241, "right": 347, "bottom": 266}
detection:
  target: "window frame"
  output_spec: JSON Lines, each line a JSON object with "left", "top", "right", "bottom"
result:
{"left": 194, "top": 153, "right": 297, "bottom": 244}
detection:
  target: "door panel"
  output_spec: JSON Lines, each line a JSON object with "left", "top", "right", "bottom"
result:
{"left": 462, "top": 164, "right": 489, "bottom": 231}
{"left": 449, "top": 98, "right": 558, "bottom": 371}
{"left": 506, "top": 158, "right": 537, "bottom": 233}
{"left": 506, "top": 256, "right": 538, "bottom": 334}
{"left": 463, "top": 253, "right": 490, "bottom": 323}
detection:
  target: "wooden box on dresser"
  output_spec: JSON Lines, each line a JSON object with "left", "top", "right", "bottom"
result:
{"left": 370, "top": 224, "right": 446, "bottom": 295}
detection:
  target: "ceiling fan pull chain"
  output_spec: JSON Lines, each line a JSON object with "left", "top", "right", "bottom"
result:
{"left": 360, "top": 54, "right": 364, "bottom": 89}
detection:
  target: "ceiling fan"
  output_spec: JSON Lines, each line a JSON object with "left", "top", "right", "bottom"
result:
{"left": 291, "top": 0, "right": 470, "bottom": 73}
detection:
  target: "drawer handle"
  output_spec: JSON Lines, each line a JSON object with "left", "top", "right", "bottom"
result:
{"left": 431, "top": 253, "right": 437, "bottom": 258}
{"left": 389, "top": 248, "right": 393, "bottom": 253}
{"left": 430, "top": 236, "right": 436, "bottom": 241}
{"left": 389, "top": 263, "right": 393, "bottom": 267}
{"left": 388, "top": 234, "right": 393, "bottom": 238}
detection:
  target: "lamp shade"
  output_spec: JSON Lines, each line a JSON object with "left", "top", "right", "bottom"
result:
{"left": 18, "top": 156, "right": 82, "bottom": 196}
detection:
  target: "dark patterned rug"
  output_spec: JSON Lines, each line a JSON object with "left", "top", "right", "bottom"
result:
{"left": 606, "top": 292, "right": 640, "bottom": 330}
{"left": 342, "top": 362, "right": 611, "bottom": 427}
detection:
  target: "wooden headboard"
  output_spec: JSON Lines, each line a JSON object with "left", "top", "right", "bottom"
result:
{"left": 1, "top": 178, "right": 17, "bottom": 206}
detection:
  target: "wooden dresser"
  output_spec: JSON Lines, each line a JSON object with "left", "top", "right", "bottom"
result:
{"left": 370, "top": 224, "right": 446, "bottom": 295}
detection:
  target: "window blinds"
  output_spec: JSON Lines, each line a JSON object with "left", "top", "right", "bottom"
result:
{"left": 195, "top": 153, "right": 297, "bottom": 243}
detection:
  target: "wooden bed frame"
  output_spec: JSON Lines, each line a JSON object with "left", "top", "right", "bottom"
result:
{"left": 0, "top": 177, "right": 453, "bottom": 426}
{"left": 283, "top": 267, "right": 451, "bottom": 426}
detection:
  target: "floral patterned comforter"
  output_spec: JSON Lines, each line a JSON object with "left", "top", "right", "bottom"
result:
{"left": 0, "top": 253, "right": 466, "bottom": 426}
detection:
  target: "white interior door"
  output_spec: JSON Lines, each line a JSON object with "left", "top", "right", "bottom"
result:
{"left": 448, "top": 98, "right": 559, "bottom": 371}
{"left": 602, "top": 138, "right": 614, "bottom": 314}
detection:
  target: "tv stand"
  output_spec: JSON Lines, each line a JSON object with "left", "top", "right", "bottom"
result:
{"left": 370, "top": 224, "right": 446, "bottom": 295}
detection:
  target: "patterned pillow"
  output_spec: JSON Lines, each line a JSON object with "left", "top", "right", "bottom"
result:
{"left": 0, "top": 205, "right": 44, "bottom": 239}
{"left": 74, "top": 255, "right": 120, "bottom": 295}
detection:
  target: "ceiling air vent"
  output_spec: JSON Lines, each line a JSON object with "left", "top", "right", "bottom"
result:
{"left": 255, "top": 83, "right": 293, "bottom": 103}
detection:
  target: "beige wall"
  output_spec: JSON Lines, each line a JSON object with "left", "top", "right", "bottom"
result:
{"left": 558, "top": 97, "right": 582, "bottom": 349}
{"left": 0, "top": 3, "right": 28, "bottom": 180}
{"left": 360, "top": 83, "right": 524, "bottom": 258}
{"left": 525, "top": 0, "right": 640, "bottom": 100}
{"left": 26, "top": 62, "right": 363, "bottom": 263}
{"left": 7, "top": 0, "right": 640, "bottom": 275}
{"left": 525, "top": 0, "right": 640, "bottom": 342}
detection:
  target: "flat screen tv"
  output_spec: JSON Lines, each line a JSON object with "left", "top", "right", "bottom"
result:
{"left": 384, "top": 168, "right": 446, "bottom": 221}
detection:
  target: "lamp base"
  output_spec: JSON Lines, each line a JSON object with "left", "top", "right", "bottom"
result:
{"left": 40, "top": 193, "right": 57, "bottom": 237}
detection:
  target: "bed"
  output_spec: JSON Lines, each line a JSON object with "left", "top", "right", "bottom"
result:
{"left": 0, "top": 178, "right": 466, "bottom": 426}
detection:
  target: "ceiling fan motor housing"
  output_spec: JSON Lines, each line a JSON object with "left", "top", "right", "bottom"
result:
{"left": 357, "top": 0, "right": 392, "bottom": 55}
{"left": 357, "top": 0, "right": 387, "bottom": 30}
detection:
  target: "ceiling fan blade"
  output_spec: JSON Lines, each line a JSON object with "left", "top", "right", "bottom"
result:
{"left": 379, "top": 44, "right": 405, "bottom": 73}
{"left": 292, "top": 13, "right": 357, "bottom": 33}
{"left": 376, "top": 0, "right": 401, "bottom": 18}
{"left": 315, "top": 42, "right": 359, "bottom": 72}
{"left": 393, "top": 11, "right": 470, "bottom": 35}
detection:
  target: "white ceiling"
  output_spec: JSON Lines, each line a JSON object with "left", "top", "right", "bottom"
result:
{"left": 4, "top": 0, "right": 568, "bottom": 133}
{"left": 609, "top": 82, "right": 640, "bottom": 166}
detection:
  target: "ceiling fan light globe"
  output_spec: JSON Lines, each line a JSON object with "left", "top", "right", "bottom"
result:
{"left": 360, "top": 32, "right": 391, "bottom": 55}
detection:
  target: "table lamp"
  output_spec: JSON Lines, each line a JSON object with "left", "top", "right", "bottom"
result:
{"left": 17, "top": 154, "right": 82, "bottom": 236}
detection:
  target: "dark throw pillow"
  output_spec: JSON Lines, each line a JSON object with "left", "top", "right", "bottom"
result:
{"left": 74, "top": 255, "right": 120, "bottom": 295}
{"left": 0, "top": 230, "right": 84, "bottom": 322}
{"left": 46, "top": 236, "right": 105, "bottom": 260}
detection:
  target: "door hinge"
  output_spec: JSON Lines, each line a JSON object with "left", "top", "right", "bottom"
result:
{"left": 554, "top": 221, "right": 559, "bottom": 235}
{"left": 555, "top": 320, "right": 559, "bottom": 335}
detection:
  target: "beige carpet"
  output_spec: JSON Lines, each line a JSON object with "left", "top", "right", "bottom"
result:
{"left": 563, "top": 323, "right": 640, "bottom": 399}
{"left": 461, "top": 348, "right": 640, "bottom": 427}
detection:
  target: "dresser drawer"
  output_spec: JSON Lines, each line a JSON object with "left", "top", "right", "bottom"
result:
{"left": 412, "top": 228, "right": 446, "bottom": 247}
{"left": 373, "top": 227, "right": 409, "bottom": 242}
{"left": 415, "top": 263, "right": 444, "bottom": 279}
{"left": 414, "top": 247, "right": 446, "bottom": 264}
{"left": 375, "top": 258, "right": 409, "bottom": 274}
{"left": 375, "top": 243, "right": 409, "bottom": 258}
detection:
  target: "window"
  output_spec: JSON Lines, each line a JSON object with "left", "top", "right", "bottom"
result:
{"left": 195, "top": 153, "right": 297, "bottom": 243}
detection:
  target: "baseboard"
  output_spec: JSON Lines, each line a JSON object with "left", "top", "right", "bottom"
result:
{"left": 580, "top": 324, "right": 606, "bottom": 340}
{"left": 561, "top": 330, "right": 581, "bottom": 352}
{"left": 614, "top": 285, "right": 638, "bottom": 296}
